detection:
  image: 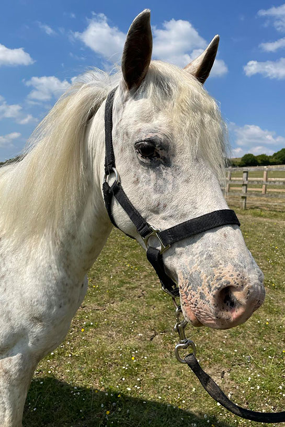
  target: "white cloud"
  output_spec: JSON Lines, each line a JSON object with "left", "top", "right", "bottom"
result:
{"left": 0, "top": 132, "right": 21, "bottom": 148}
{"left": 229, "top": 123, "right": 285, "bottom": 155}
{"left": 152, "top": 22, "right": 228, "bottom": 75}
{"left": 17, "top": 114, "right": 37, "bottom": 125}
{"left": 244, "top": 58, "right": 285, "bottom": 79}
{"left": 25, "top": 76, "right": 71, "bottom": 101}
{"left": 0, "top": 96, "right": 37, "bottom": 124}
{"left": 74, "top": 14, "right": 228, "bottom": 77}
{"left": 73, "top": 13, "right": 125, "bottom": 63}
{"left": 0, "top": 43, "right": 34, "bottom": 67}
{"left": 152, "top": 19, "right": 206, "bottom": 63}
{"left": 260, "top": 37, "right": 285, "bottom": 52}
{"left": 231, "top": 147, "right": 244, "bottom": 157}
{"left": 37, "top": 22, "right": 56, "bottom": 36}
{"left": 0, "top": 101, "right": 22, "bottom": 120}
{"left": 251, "top": 146, "right": 275, "bottom": 155}
{"left": 258, "top": 4, "right": 285, "bottom": 32}
{"left": 210, "top": 58, "right": 228, "bottom": 77}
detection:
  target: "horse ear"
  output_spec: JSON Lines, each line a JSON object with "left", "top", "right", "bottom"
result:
{"left": 184, "top": 35, "right": 219, "bottom": 84}
{"left": 122, "top": 10, "right": 153, "bottom": 90}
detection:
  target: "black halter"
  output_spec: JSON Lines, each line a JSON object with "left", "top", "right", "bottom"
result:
{"left": 102, "top": 87, "right": 240, "bottom": 297}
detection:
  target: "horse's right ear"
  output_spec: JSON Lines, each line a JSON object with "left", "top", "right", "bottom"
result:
{"left": 122, "top": 10, "right": 153, "bottom": 90}
{"left": 184, "top": 35, "right": 220, "bottom": 84}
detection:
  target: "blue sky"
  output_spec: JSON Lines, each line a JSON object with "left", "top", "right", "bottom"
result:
{"left": 1, "top": 0, "right": 285, "bottom": 161}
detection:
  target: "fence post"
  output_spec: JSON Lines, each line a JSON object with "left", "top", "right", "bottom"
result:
{"left": 241, "top": 170, "right": 248, "bottom": 210}
{"left": 262, "top": 168, "right": 268, "bottom": 195}
{"left": 226, "top": 170, "right": 231, "bottom": 195}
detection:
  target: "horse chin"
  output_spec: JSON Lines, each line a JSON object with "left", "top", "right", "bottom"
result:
{"left": 181, "top": 303, "right": 244, "bottom": 329}
{"left": 181, "top": 305, "right": 203, "bottom": 327}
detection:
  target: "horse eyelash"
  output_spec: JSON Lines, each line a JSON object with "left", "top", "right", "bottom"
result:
{"left": 134, "top": 140, "right": 159, "bottom": 159}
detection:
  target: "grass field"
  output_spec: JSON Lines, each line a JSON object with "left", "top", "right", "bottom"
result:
{"left": 23, "top": 206, "right": 285, "bottom": 427}
{"left": 226, "top": 195, "right": 285, "bottom": 214}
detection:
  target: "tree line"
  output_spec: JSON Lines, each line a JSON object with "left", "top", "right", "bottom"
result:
{"left": 0, "top": 155, "right": 22, "bottom": 167}
{"left": 230, "top": 148, "right": 285, "bottom": 167}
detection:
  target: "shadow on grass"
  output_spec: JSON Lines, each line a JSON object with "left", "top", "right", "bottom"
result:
{"left": 24, "top": 377, "right": 232, "bottom": 427}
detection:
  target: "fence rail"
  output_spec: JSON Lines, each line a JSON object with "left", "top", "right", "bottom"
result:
{"left": 224, "top": 165, "right": 285, "bottom": 209}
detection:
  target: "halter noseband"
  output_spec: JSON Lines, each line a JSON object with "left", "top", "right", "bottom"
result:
{"left": 102, "top": 87, "right": 240, "bottom": 298}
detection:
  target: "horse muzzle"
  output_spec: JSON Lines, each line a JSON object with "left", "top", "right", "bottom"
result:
{"left": 178, "top": 264, "right": 265, "bottom": 329}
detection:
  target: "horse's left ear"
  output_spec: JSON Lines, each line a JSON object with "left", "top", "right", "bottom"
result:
{"left": 184, "top": 35, "right": 219, "bottom": 84}
{"left": 122, "top": 10, "right": 153, "bottom": 90}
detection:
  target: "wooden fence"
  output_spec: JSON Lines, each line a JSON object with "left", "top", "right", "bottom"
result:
{"left": 224, "top": 165, "right": 285, "bottom": 209}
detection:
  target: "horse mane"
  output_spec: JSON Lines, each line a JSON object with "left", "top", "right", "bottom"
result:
{"left": 0, "top": 69, "right": 119, "bottom": 241}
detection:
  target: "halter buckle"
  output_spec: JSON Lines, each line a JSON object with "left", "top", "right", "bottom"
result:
{"left": 143, "top": 226, "right": 170, "bottom": 254}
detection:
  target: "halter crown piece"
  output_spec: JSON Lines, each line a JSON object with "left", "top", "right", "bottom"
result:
{"left": 102, "top": 87, "right": 285, "bottom": 423}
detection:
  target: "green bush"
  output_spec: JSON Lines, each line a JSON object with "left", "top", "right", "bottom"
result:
{"left": 256, "top": 154, "right": 271, "bottom": 166}
{"left": 239, "top": 153, "right": 258, "bottom": 167}
{"left": 272, "top": 148, "right": 285, "bottom": 165}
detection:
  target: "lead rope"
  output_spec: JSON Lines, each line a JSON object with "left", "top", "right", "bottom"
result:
{"left": 173, "top": 301, "right": 285, "bottom": 423}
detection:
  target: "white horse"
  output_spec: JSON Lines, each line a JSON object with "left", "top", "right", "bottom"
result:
{"left": 0, "top": 10, "right": 264, "bottom": 427}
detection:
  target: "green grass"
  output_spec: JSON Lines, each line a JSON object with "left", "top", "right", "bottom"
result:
{"left": 23, "top": 208, "right": 285, "bottom": 427}
{"left": 226, "top": 194, "right": 285, "bottom": 214}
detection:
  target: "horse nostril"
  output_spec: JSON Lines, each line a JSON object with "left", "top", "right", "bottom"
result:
{"left": 219, "top": 286, "right": 237, "bottom": 309}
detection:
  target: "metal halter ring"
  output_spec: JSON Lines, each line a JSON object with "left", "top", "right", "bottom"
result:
{"left": 104, "top": 167, "right": 120, "bottom": 184}
{"left": 143, "top": 226, "right": 170, "bottom": 254}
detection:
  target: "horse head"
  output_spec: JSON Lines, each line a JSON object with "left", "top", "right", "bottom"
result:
{"left": 100, "top": 10, "right": 265, "bottom": 330}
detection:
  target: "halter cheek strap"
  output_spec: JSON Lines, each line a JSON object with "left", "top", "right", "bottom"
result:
{"left": 102, "top": 87, "right": 240, "bottom": 298}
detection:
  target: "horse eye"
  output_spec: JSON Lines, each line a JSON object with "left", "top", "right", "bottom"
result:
{"left": 135, "top": 141, "right": 157, "bottom": 159}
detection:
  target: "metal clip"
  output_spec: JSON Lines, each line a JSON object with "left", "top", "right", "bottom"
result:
{"left": 174, "top": 305, "right": 196, "bottom": 363}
